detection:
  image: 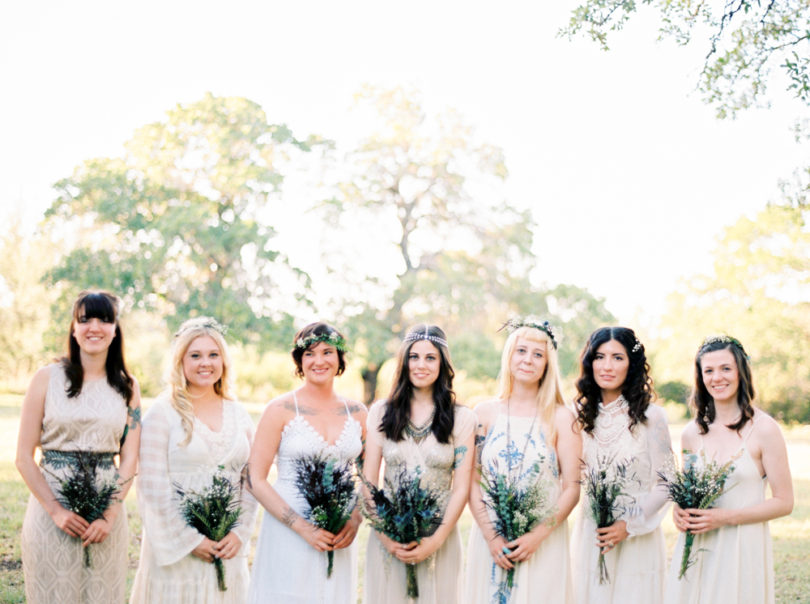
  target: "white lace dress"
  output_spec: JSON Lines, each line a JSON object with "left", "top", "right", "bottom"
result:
{"left": 572, "top": 399, "right": 674, "bottom": 604}
{"left": 21, "top": 365, "right": 129, "bottom": 603}
{"left": 130, "top": 396, "right": 257, "bottom": 604}
{"left": 465, "top": 412, "right": 573, "bottom": 604}
{"left": 248, "top": 396, "right": 362, "bottom": 604}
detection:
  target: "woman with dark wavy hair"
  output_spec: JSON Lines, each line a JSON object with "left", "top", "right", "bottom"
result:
{"left": 664, "top": 336, "right": 793, "bottom": 604}
{"left": 363, "top": 324, "right": 475, "bottom": 604}
{"left": 572, "top": 326, "right": 673, "bottom": 604}
{"left": 17, "top": 290, "right": 141, "bottom": 603}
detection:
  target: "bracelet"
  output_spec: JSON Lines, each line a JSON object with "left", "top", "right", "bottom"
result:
{"left": 281, "top": 508, "right": 299, "bottom": 528}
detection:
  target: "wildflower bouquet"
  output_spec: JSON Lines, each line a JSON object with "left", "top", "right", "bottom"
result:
{"left": 582, "top": 456, "right": 636, "bottom": 585}
{"left": 293, "top": 454, "right": 358, "bottom": 578}
{"left": 361, "top": 467, "right": 445, "bottom": 599}
{"left": 175, "top": 467, "right": 243, "bottom": 591}
{"left": 46, "top": 451, "right": 123, "bottom": 568}
{"left": 658, "top": 451, "right": 735, "bottom": 579}
{"left": 480, "top": 460, "right": 555, "bottom": 603}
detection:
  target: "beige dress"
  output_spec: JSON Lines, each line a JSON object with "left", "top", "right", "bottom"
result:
{"left": 21, "top": 365, "right": 129, "bottom": 603}
{"left": 364, "top": 401, "right": 475, "bottom": 604}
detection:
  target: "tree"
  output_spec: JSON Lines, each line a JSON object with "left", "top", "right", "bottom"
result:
{"left": 653, "top": 203, "right": 810, "bottom": 421}
{"left": 320, "top": 87, "right": 615, "bottom": 402}
{"left": 561, "top": 0, "right": 810, "bottom": 119}
{"left": 45, "top": 93, "right": 321, "bottom": 344}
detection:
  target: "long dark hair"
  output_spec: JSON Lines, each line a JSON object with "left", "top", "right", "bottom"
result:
{"left": 380, "top": 324, "right": 456, "bottom": 444}
{"left": 691, "top": 336, "right": 755, "bottom": 435}
{"left": 61, "top": 290, "right": 134, "bottom": 406}
{"left": 575, "top": 326, "right": 653, "bottom": 434}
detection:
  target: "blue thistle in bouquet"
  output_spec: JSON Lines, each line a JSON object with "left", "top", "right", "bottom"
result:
{"left": 45, "top": 450, "right": 124, "bottom": 568}
{"left": 175, "top": 466, "right": 243, "bottom": 591}
{"left": 480, "top": 460, "right": 555, "bottom": 604}
{"left": 582, "top": 455, "right": 636, "bottom": 585}
{"left": 658, "top": 451, "right": 736, "bottom": 579}
{"left": 293, "top": 454, "right": 358, "bottom": 578}
{"left": 361, "top": 467, "right": 445, "bottom": 599}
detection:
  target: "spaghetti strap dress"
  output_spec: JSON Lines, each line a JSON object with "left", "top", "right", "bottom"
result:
{"left": 248, "top": 394, "right": 362, "bottom": 604}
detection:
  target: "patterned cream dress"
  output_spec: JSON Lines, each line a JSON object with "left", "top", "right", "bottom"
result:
{"left": 363, "top": 401, "right": 475, "bottom": 604}
{"left": 21, "top": 365, "right": 129, "bottom": 603}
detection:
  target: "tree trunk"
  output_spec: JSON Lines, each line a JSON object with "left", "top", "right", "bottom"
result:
{"left": 361, "top": 363, "right": 381, "bottom": 406}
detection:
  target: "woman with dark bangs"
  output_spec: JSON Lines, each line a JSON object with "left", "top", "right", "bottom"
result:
{"left": 664, "top": 336, "right": 793, "bottom": 604}
{"left": 363, "top": 324, "right": 475, "bottom": 604}
{"left": 572, "top": 326, "right": 673, "bottom": 604}
{"left": 248, "top": 322, "right": 366, "bottom": 603}
{"left": 17, "top": 290, "right": 141, "bottom": 603}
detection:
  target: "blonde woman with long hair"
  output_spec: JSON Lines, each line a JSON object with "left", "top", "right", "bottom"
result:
{"left": 466, "top": 320, "right": 581, "bottom": 603}
{"left": 131, "top": 317, "right": 256, "bottom": 603}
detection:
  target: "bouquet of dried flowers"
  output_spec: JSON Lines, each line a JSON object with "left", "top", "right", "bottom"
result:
{"left": 480, "top": 459, "right": 555, "bottom": 604}
{"left": 293, "top": 454, "right": 358, "bottom": 578}
{"left": 175, "top": 466, "right": 243, "bottom": 591}
{"left": 582, "top": 455, "right": 636, "bottom": 585}
{"left": 361, "top": 467, "right": 445, "bottom": 598}
{"left": 658, "top": 451, "right": 736, "bottom": 579}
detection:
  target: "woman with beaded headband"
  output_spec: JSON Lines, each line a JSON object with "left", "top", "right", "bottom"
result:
{"left": 664, "top": 335, "right": 793, "bottom": 604}
{"left": 465, "top": 319, "right": 580, "bottom": 604}
{"left": 248, "top": 321, "right": 366, "bottom": 603}
{"left": 362, "top": 324, "right": 474, "bottom": 604}
{"left": 130, "top": 316, "right": 257, "bottom": 603}
{"left": 17, "top": 290, "right": 141, "bottom": 603}
{"left": 571, "top": 326, "right": 674, "bottom": 604}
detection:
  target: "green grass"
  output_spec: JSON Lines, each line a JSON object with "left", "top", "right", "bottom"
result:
{"left": 2, "top": 392, "right": 809, "bottom": 603}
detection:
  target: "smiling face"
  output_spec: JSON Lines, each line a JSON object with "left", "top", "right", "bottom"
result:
{"left": 72, "top": 306, "right": 116, "bottom": 356}
{"left": 301, "top": 341, "right": 340, "bottom": 385}
{"left": 408, "top": 339, "right": 441, "bottom": 391}
{"left": 699, "top": 348, "right": 740, "bottom": 405}
{"left": 182, "top": 335, "right": 224, "bottom": 393}
{"left": 592, "top": 339, "right": 629, "bottom": 401}
{"left": 509, "top": 336, "right": 548, "bottom": 386}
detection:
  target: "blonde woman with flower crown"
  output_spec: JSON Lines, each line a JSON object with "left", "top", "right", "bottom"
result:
{"left": 130, "top": 317, "right": 257, "bottom": 604}
{"left": 465, "top": 320, "right": 581, "bottom": 604}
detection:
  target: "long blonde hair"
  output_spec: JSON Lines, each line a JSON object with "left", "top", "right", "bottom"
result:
{"left": 497, "top": 325, "right": 566, "bottom": 443}
{"left": 168, "top": 317, "right": 233, "bottom": 446}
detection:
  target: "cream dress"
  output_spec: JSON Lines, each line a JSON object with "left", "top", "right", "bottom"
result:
{"left": 248, "top": 395, "right": 362, "bottom": 604}
{"left": 130, "top": 395, "right": 257, "bottom": 604}
{"left": 664, "top": 418, "right": 774, "bottom": 604}
{"left": 465, "top": 412, "right": 573, "bottom": 604}
{"left": 21, "top": 365, "right": 130, "bottom": 603}
{"left": 364, "top": 401, "right": 475, "bottom": 604}
{"left": 572, "top": 399, "right": 674, "bottom": 604}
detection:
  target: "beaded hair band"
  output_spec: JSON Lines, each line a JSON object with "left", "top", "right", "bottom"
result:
{"left": 174, "top": 316, "right": 228, "bottom": 338}
{"left": 500, "top": 318, "right": 558, "bottom": 349}
{"left": 699, "top": 334, "right": 748, "bottom": 358}
{"left": 404, "top": 326, "right": 448, "bottom": 348}
{"left": 632, "top": 339, "right": 642, "bottom": 353}
{"left": 295, "top": 331, "right": 347, "bottom": 352}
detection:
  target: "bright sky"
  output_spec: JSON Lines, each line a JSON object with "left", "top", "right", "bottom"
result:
{"left": 1, "top": 1, "right": 806, "bottom": 325}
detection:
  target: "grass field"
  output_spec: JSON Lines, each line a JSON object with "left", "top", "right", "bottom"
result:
{"left": 1, "top": 395, "right": 808, "bottom": 603}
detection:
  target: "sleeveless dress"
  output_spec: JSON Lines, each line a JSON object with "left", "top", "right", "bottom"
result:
{"left": 465, "top": 411, "right": 573, "bottom": 604}
{"left": 572, "top": 399, "right": 673, "bottom": 604}
{"left": 363, "top": 401, "right": 475, "bottom": 604}
{"left": 20, "top": 365, "right": 129, "bottom": 603}
{"left": 130, "top": 396, "right": 257, "bottom": 604}
{"left": 664, "top": 419, "right": 774, "bottom": 604}
{"left": 248, "top": 394, "right": 362, "bottom": 604}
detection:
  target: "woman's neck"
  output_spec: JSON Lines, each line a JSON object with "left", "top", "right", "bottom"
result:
{"left": 713, "top": 398, "right": 742, "bottom": 424}
{"left": 79, "top": 351, "right": 107, "bottom": 381}
{"left": 298, "top": 380, "right": 336, "bottom": 406}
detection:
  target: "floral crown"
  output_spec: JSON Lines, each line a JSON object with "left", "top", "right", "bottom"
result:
{"left": 174, "top": 316, "right": 228, "bottom": 338}
{"left": 295, "top": 331, "right": 347, "bottom": 352}
{"left": 500, "top": 318, "right": 557, "bottom": 349}
{"left": 699, "top": 334, "right": 748, "bottom": 358}
{"left": 404, "top": 326, "right": 448, "bottom": 348}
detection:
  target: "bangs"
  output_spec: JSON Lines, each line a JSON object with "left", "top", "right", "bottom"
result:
{"left": 76, "top": 292, "right": 117, "bottom": 322}
{"left": 514, "top": 326, "right": 550, "bottom": 346}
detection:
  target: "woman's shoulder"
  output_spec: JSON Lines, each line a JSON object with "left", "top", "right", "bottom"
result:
{"left": 453, "top": 403, "right": 476, "bottom": 423}
{"left": 751, "top": 407, "right": 784, "bottom": 439}
{"left": 643, "top": 402, "right": 669, "bottom": 424}
{"left": 142, "top": 393, "right": 175, "bottom": 420}
{"left": 471, "top": 398, "right": 500, "bottom": 421}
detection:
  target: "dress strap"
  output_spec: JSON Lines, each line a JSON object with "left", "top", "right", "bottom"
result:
{"left": 742, "top": 414, "right": 757, "bottom": 443}
{"left": 292, "top": 391, "right": 301, "bottom": 417}
{"left": 340, "top": 397, "right": 351, "bottom": 416}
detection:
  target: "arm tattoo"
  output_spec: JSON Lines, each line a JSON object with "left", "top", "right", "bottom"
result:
{"left": 281, "top": 507, "right": 300, "bottom": 528}
{"left": 474, "top": 424, "right": 486, "bottom": 467}
{"left": 120, "top": 406, "right": 142, "bottom": 445}
{"left": 453, "top": 445, "right": 468, "bottom": 469}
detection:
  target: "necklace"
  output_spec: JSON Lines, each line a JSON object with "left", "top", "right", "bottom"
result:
{"left": 505, "top": 397, "right": 538, "bottom": 480}
{"left": 405, "top": 407, "right": 435, "bottom": 443}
